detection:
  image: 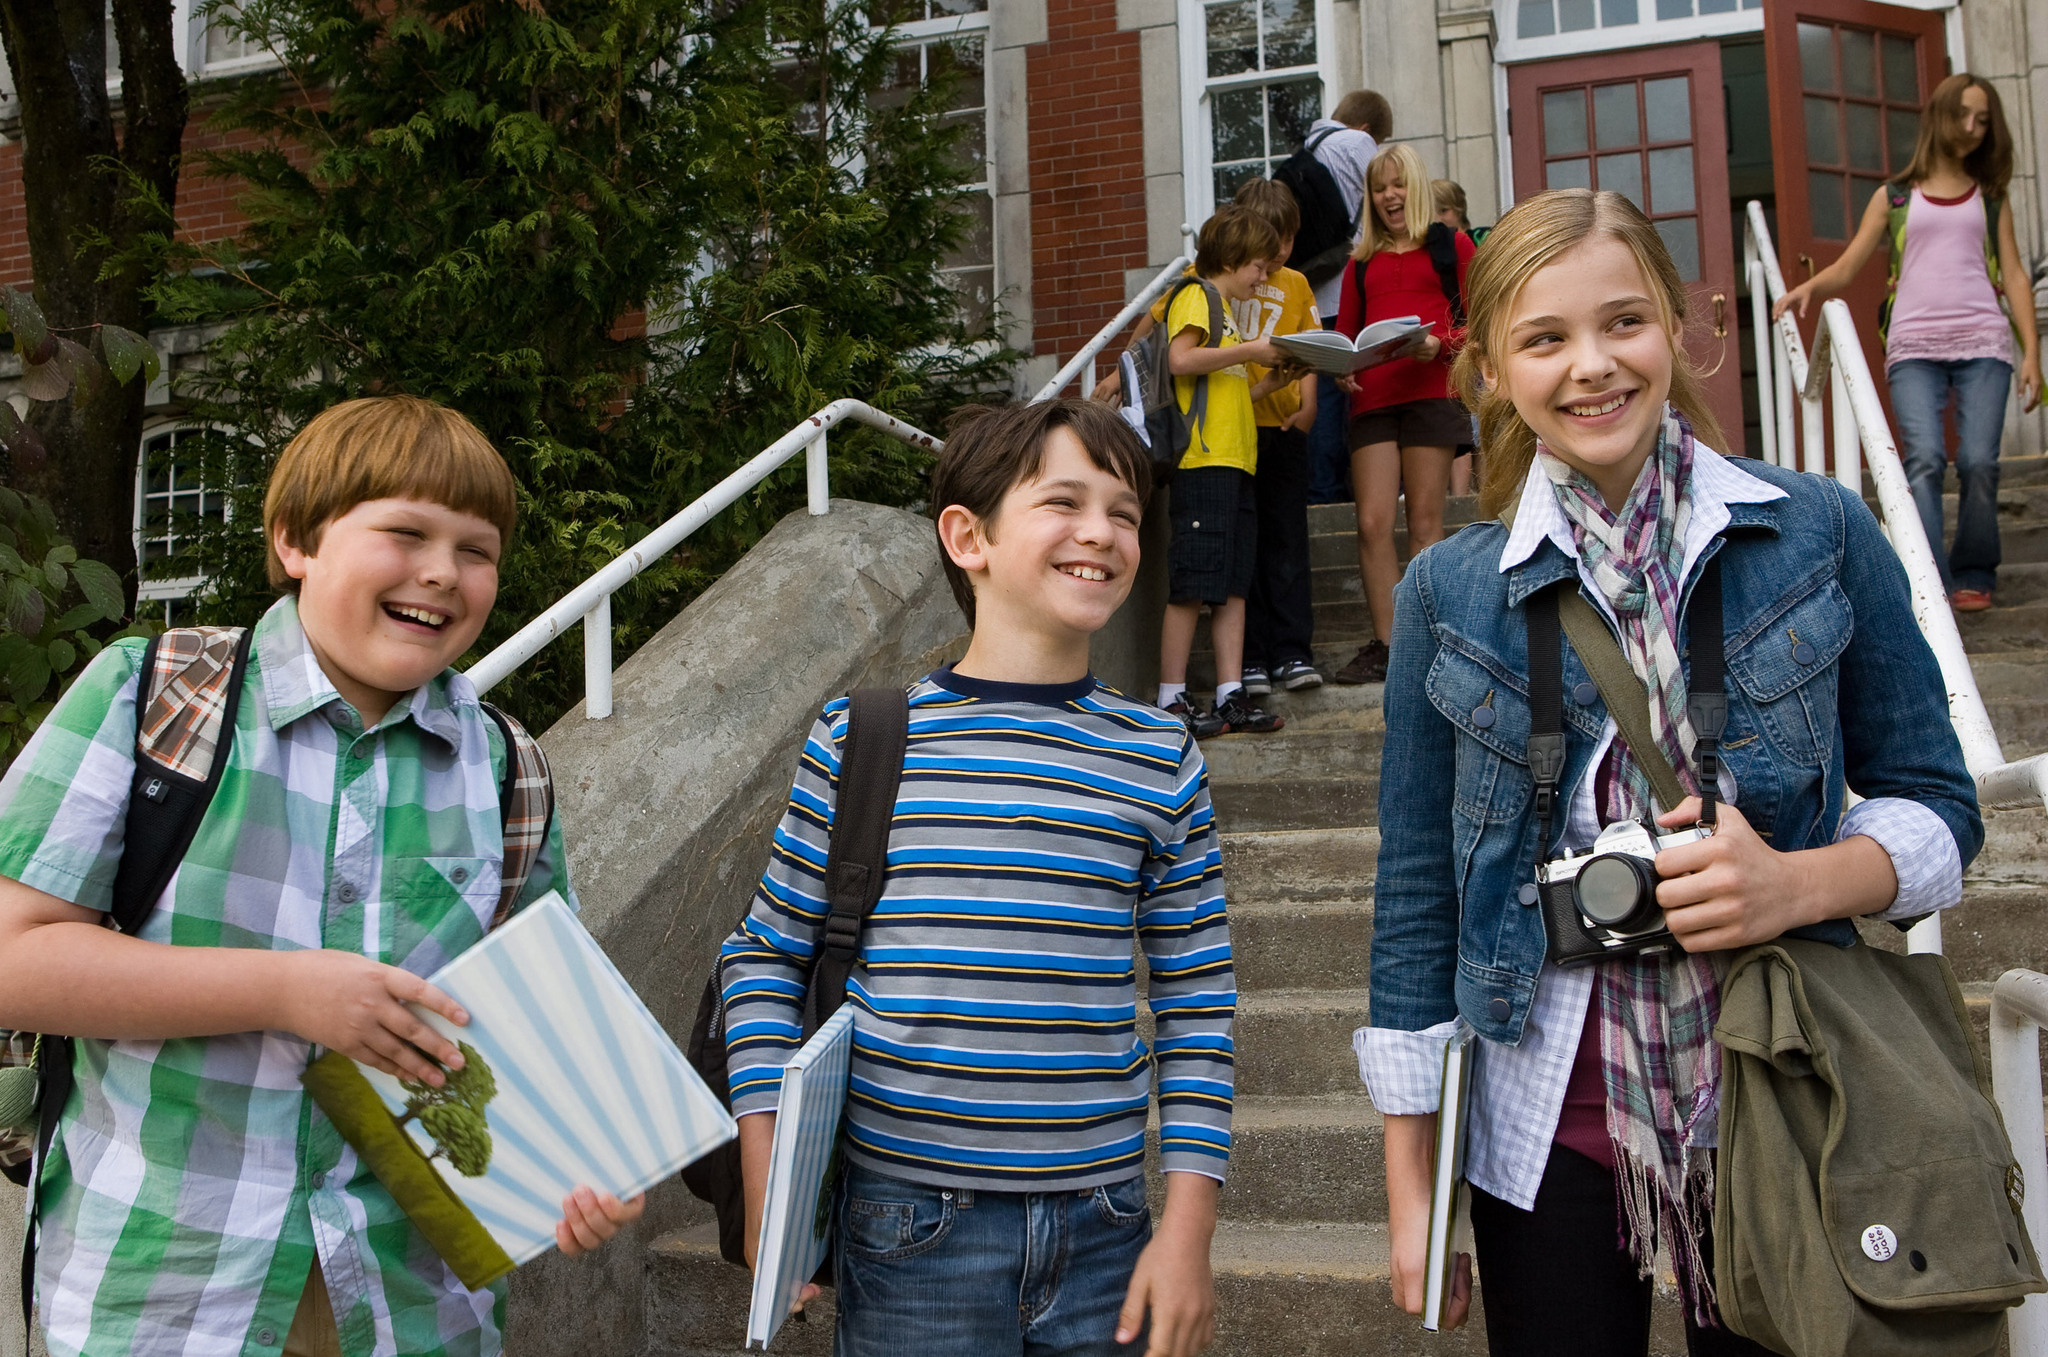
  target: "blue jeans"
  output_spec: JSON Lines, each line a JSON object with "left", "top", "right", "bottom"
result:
{"left": 1889, "top": 357, "right": 2010, "bottom": 594}
{"left": 834, "top": 1163, "right": 1153, "bottom": 1357}
{"left": 1307, "top": 320, "right": 1352, "bottom": 503}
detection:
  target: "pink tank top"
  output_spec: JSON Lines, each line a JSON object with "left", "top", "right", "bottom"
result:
{"left": 1885, "top": 186, "right": 2012, "bottom": 370}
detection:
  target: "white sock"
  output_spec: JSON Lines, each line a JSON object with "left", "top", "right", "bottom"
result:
{"left": 1215, "top": 680, "right": 1243, "bottom": 704}
{"left": 1157, "top": 682, "right": 1187, "bottom": 708}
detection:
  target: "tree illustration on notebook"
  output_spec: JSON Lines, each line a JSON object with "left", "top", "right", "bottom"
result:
{"left": 398, "top": 1041, "right": 499, "bottom": 1178}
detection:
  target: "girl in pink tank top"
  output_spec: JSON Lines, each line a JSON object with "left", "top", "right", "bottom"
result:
{"left": 1774, "top": 73, "right": 2040, "bottom": 611}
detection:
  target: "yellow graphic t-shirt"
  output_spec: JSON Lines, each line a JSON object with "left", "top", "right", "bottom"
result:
{"left": 1235, "top": 266, "right": 1319, "bottom": 428}
{"left": 1165, "top": 282, "right": 1257, "bottom": 474}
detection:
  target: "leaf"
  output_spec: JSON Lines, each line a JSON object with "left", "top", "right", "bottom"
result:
{"left": 18, "top": 359, "right": 70, "bottom": 403}
{"left": 0, "top": 636, "right": 28, "bottom": 669}
{"left": 98, "top": 326, "right": 160, "bottom": 388}
{"left": 78, "top": 635, "right": 101, "bottom": 661}
{"left": 6, "top": 645, "right": 49, "bottom": 705}
{"left": 46, "top": 638, "right": 73, "bottom": 673}
{"left": 52, "top": 604, "right": 99, "bottom": 632}
{"left": 0, "top": 544, "right": 24, "bottom": 576}
{"left": 46, "top": 545, "right": 75, "bottom": 567}
{"left": 43, "top": 561, "right": 65, "bottom": 593}
{"left": 2, "top": 287, "right": 47, "bottom": 358}
{"left": 70, "top": 559, "right": 124, "bottom": 623}
{"left": 3, "top": 577, "right": 43, "bottom": 637}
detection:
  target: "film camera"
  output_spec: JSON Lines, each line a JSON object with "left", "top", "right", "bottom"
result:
{"left": 1535, "top": 818, "right": 1711, "bottom": 965}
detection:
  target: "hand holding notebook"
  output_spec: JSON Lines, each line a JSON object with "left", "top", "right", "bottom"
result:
{"left": 1270, "top": 318, "right": 1435, "bottom": 375}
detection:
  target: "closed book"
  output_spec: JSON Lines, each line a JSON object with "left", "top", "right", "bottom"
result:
{"left": 747, "top": 1005, "right": 857, "bottom": 1349}
{"left": 1423, "top": 1021, "right": 1477, "bottom": 1332}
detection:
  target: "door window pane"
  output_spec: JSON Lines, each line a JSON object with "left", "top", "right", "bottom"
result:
{"left": 1881, "top": 35, "right": 1918, "bottom": 102}
{"left": 1594, "top": 83, "right": 1639, "bottom": 149}
{"left": 1657, "top": 0, "right": 1691, "bottom": 18}
{"left": 1648, "top": 146, "right": 1695, "bottom": 213}
{"left": 1558, "top": 0, "right": 1596, "bottom": 31}
{"left": 1839, "top": 29, "right": 1876, "bottom": 98}
{"left": 1548, "top": 158, "right": 1592, "bottom": 190}
{"left": 1597, "top": 152, "right": 1644, "bottom": 210}
{"left": 1644, "top": 77, "right": 1690, "bottom": 142}
{"left": 1698, "top": 0, "right": 1737, "bottom": 11}
{"left": 1809, "top": 170, "right": 1848, "bottom": 239}
{"left": 1601, "top": 0, "right": 1638, "bottom": 25}
{"left": 1545, "top": 90, "right": 1588, "bottom": 155}
{"left": 1518, "top": 0, "right": 1555, "bottom": 38}
{"left": 1799, "top": 23, "right": 1834, "bottom": 93}
{"left": 1885, "top": 109, "right": 1919, "bottom": 173}
{"left": 1850, "top": 176, "right": 1885, "bottom": 220}
{"left": 1207, "top": 1, "right": 1257, "bottom": 77}
{"left": 1844, "top": 102, "right": 1881, "bottom": 172}
{"left": 1655, "top": 217, "right": 1699, "bottom": 281}
{"left": 1804, "top": 98, "right": 1840, "bottom": 164}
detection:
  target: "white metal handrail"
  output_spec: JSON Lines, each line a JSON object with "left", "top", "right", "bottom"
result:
{"left": 1991, "top": 969, "right": 2048, "bottom": 1354}
{"left": 1033, "top": 225, "right": 1198, "bottom": 402}
{"left": 465, "top": 399, "right": 940, "bottom": 717}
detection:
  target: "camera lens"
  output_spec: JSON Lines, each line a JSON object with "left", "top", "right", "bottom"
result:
{"left": 1576, "top": 854, "right": 1659, "bottom": 929}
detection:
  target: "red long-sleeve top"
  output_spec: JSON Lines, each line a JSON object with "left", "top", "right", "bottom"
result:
{"left": 1334, "top": 231, "right": 1475, "bottom": 415}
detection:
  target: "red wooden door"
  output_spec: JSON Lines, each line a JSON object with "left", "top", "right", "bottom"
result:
{"left": 1763, "top": 0, "right": 1946, "bottom": 415}
{"left": 1509, "top": 44, "right": 1744, "bottom": 454}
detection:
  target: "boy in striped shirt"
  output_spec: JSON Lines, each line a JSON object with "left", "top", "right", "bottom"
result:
{"left": 721, "top": 400, "right": 1236, "bottom": 1357}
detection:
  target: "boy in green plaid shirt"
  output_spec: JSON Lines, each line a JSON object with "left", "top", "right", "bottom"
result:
{"left": 0, "top": 397, "right": 640, "bottom": 1357}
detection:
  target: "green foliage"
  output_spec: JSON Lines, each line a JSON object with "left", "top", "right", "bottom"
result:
{"left": 151, "top": 0, "right": 1014, "bottom": 732}
{"left": 419, "top": 1101, "right": 493, "bottom": 1177}
{"left": 399, "top": 1039, "right": 498, "bottom": 1176}
{"left": 0, "top": 283, "right": 159, "bottom": 470}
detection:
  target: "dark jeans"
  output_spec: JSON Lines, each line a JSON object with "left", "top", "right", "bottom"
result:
{"left": 1245, "top": 425, "right": 1315, "bottom": 670}
{"left": 835, "top": 1163, "right": 1152, "bottom": 1357}
{"left": 1307, "top": 320, "right": 1352, "bottom": 503}
{"left": 1468, "top": 1144, "right": 1774, "bottom": 1357}
{"left": 1889, "top": 356, "right": 2010, "bottom": 595}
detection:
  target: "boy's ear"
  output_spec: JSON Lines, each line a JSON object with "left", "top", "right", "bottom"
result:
{"left": 272, "top": 522, "right": 314, "bottom": 582}
{"left": 935, "top": 504, "right": 991, "bottom": 578}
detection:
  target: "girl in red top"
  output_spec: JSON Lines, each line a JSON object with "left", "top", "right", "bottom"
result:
{"left": 1332, "top": 143, "right": 1474, "bottom": 684}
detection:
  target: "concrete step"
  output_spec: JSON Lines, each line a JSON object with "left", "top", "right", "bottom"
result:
{"left": 645, "top": 1223, "right": 819, "bottom": 1356}
{"left": 1233, "top": 988, "right": 1371, "bottom": 1096}
{"left": 1229, "top": 898, "right": 1374, "bottom": 993}
{"left": 1221, "top": 827, "right": 1382, "bottom": 905}
{"left": 1214, "top": 777, "right": 1381, "bottom": 833}
{"left": 1205, "top": 1221, "right": 1484, "bottom": 1356}
{"left": 1200, "top": 725, "right": 1384, "bottom": 783}
{"left": 1186, "top": 675, "right": 1388, "bottom": 733}
{"left": 1145, "top": 1095, "right": 1386, "bottom": 1226}
{"left": 1984, "top": 562, "right": 2048, "bottom": 608}
{"left": 1953, "top": 600, "right": 2048, "bottom": 653}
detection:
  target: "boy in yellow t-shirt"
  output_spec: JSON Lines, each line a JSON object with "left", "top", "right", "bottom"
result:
{"left": 1156, "top": 206, "right": 1302, "bottom": 738}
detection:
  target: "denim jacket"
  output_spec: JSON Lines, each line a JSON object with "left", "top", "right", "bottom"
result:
{"left": 1370, "top": 457, "right": 1983, "bottom": 1047}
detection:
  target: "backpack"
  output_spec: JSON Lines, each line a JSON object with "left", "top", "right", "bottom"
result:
{"left": 679, "top": 686, "right": 908, "bottom": 1274}
{"left": 1274, "top": 128, "right": 1362, "bottom": 287}
{"left": 2, "top": 626, "right": 554, "bottom": 1329}
{"left": 1351, "top": 220, "right": 1466, "bottom": 330}
{"left": 1877, "top": 181, "right": 2021, "bottom": 351}
{"left": 1117, "top": 277, "right": 1227, "bottom": 484}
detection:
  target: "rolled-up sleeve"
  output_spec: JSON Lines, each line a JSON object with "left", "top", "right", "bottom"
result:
{"left": 1841, "top": 796, "right": 1963, "bottom": 922}
{"left": 1355, "top": 1019, "right": 1458, "bottom": 1115}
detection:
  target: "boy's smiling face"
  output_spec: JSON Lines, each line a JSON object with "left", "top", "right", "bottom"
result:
{"left": 939, "top": 428, "right": 1142, "bottom": 678}
{"left": 275, "top": 497, "right": 501, "bottom": 726}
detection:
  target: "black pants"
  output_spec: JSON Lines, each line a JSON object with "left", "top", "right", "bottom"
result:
{"left": 1244, "top": 425, "right": 1314, "bottom": 670}
{"left": 1469, "top": 1144, "right": 1775, "bottom": 1357}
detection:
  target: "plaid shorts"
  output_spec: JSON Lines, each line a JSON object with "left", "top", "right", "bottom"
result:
{"left": 1168, "top": 466, "right": 1257, "bottom": 605}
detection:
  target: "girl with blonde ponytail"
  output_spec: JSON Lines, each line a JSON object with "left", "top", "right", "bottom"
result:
{"left": 1361, "top": 188, "right": 1979, "bottom": 1357}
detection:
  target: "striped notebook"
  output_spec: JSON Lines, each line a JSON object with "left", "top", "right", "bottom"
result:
{"left": 746, "top": 1005, "right": 856, "bottom": 1349}
{"left": 319, "top": 892, "right": 737, "bottom": 1280}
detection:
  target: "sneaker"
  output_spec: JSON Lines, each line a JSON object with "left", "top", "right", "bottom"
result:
{"left": 1951, "top": 588, "right": 1993, "bottom": 612}
{"left": 1334, "top": 640, "right": 1390, "bottom": 685}
{"left": 1215, "top": 690, "right": 1285, "bottom": 734}
{"left": 1240, "top": 667, "right": 1272, "bottom": 697}
{"left": 1271, "top": 658, "right": 1323, "bottom": 690}
{"left": 1164, "top": 695, "right": 1227, "bottom": 740}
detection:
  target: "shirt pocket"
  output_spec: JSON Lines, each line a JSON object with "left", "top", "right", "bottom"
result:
{"left": 1725, "top": 579, "right": 1852, "bottom": 769}
{"left": 383, "top": 855, "right": 501, "bottom": 961}
{"left": 1425, "top": 643, "right": 1532, "bottom": 825}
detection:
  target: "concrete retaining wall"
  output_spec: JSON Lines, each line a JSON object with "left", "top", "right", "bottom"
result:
{"left": 504, "top": 499, "right": 969, "bottom": 1357}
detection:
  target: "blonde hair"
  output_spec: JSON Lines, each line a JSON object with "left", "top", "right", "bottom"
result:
{"left": 1432, "top": 178, "right": 1469, "bottom": 229}
{"left": 264, "top": 395, "right": 519, "bottom": 590}
{"left": 1354, "top": 144, "right": 1432, "bottom": 260}
{"left": 1450, "top": 189, "right": 1728, "bottom": 519}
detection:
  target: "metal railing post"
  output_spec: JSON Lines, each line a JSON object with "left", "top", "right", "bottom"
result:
{"left": 1829, "top": 359, "right": 1861, "bottom": 498}
{"left": 1801, "top": 322, "right": 1829, "bottom": 476}
{"left": 1748, "top": 257, "right": 1777, "bottom": 467}
{"left": 583, "top": 594, "right": 613, "bottom": 721}
{"left": 1991, "top": 970, "right": 2048, "bottom": 1356}
{"left": 807, "top": 430, "right": 830, "bottom": 516}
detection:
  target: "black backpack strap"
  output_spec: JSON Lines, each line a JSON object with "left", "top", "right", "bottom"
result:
{"left": 1684, "top": 558, "right": 1727, "bottom": 828}
{"left": 1425, "top": 221, "right": 1466, "bottom": 328}
{"left": 479, "top": 702, "right": 555, "bottom": 929}
{"left": 808, "top": 688, "right": 909, "bottom": 1017}
{"left": 1524, "top": 585, "right": 1568, "bottom": 863}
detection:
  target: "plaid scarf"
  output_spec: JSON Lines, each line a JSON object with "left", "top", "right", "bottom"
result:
{"left": 1539, "top": 406, "right": 1722, "bottom": 1321}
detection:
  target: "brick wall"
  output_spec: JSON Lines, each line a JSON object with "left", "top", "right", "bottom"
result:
{"left": 1025, "top": 1, "right": 1151, "bottom": 360}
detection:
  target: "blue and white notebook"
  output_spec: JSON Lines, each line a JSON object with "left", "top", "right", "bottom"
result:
{"left": 746, "top": 1005, "right": 856, "bottom": 1349}
{"left": 323, "top": 892, "right": 737, "bottom": 1278}
{"left": 1423, "top": 1021, "right": 1478, "bottom": 1332}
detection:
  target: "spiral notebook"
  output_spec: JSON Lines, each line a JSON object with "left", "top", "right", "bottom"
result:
{"left": 746, "top": 1005, "right": 857, "bottom": 1349}
{"left": 1423, "top": 1021, "right": 1478, "bottom": 1332}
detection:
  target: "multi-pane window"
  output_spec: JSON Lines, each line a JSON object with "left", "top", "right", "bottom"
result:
{"left": 135, "top": 426, "right": 226, "bottom": 605}
{"left": 1799, "top": 22, "right": 1921, "bottom": 241}
{"left": 877, "top": 2, "right": 993, "bottom": 331}
{"left": 1538, "top": 75, "right": 1704, "bottom": 279}
{"left": 1516, "top": 0, "right": 1758, "bottom": 42}
{"left": 1201, "top": 0, "right": 1321, "bottom": 206}
{"left": 196, "top": 2, "right": 276, "bottom": 74}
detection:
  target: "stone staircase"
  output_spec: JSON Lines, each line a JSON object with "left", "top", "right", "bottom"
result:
{"left": 640, "top": 456, "right": 2048, "bottom": 1357}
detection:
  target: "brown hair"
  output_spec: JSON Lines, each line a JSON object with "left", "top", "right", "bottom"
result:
{"left": 1450, "top": 189, "right": 1728, "bottom": 519}
{"left": 1232, "top": 177, "right": 1302, "bottom": 247}
{"left": 933, "top": 400, "right": 1152, "bottom": 625}
{"left": 263, "top": 395, "right": 518, "bottom": 590}
{"left": 1894, "top": 72, "right": 2012, "bottom": 197}
{"left": 1194, "top": 206, "right": 1282, "bottom": 278}
{"left": 1432, "top": 178, "right": 1470, "bottom": 229}
{"left": 1354, "top": 143, "right": 1433, "bottom": 260}
{"left": 1331, "top": 89, "right": 1392, "bottom": 142}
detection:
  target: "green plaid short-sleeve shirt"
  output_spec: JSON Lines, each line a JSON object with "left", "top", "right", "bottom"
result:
{"left": 0, "top": 596, "right": 575, "bottom": 1357}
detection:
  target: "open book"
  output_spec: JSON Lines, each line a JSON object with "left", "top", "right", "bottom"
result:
{"left": 746, "top": 1005, "right": 857, "bottom": 1349}
{"left": 302, "top": 892, "right": 737, "bottom": 1289}
{"left": 1423, "top": 1021, "right": 1478, "bottom": 1332}
{"left": 1271, "top": 317, "right": 1434, "bottom": 375}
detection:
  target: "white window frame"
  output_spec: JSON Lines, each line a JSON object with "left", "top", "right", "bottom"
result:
{"left": 882, "top": 5, "right": 996, "bottom": 332}
{"left": 1492, "top": 1, "right": 1762, "bottom": 66}
{"left": 1178, "top": 0, "right": 1341, "bottom": 232}
{"left": 186, "top": 0, "right": 284, "bottom": 80}
{"left": 134, "top": 423, "right": 231, "bottom": 608}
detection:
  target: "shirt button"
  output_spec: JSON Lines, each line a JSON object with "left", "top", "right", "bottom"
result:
{"left": 1573, "top": 681, "right": 1599, "bottom": 706}
{"left": 310, "top": 1171, "right": 325, "bottom": 1189}
{"left": 257, "top": 1329, "right": 276, "bottom": 1347}
{"left": 1471, "top": 705, "right": 1495, "bottom": 729}
{"left": 337, "top": 882, "right": 358, "bottom": 904}
{"left": 1518, "top": 882, "right": 1540, "bottom": 907}
{"left": 1488, "top": 997, "right": 1512, "bottom": 1022}
{"left": 1792, "top": 642, "right": 1816, "bottom": 665}
{"left": 452, "top": 867, "right": 469, "bottom": 884}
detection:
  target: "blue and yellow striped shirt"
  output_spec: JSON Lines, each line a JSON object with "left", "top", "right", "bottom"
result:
{"left": 719, "top": 667, "right": 1235, "bottom": 1190}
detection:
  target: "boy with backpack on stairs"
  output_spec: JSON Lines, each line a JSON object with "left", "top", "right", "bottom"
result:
{"left": 0, "top": 396, "right": 640, "bottom": 1357}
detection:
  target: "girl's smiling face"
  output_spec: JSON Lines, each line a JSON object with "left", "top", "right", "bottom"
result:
{"left": 1370, "top": 167, "right": 1408, "bottom": 237}
{"left": 1485, "top": 234, "right": 1681, "bottom": 508}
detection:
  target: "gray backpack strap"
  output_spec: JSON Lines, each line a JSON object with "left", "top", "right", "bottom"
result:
{"left": 480, "top": 702, "right": 553, "bottom": 929}
{"left": 1185, "top": 279, "right": 1228, "bottom": 447}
